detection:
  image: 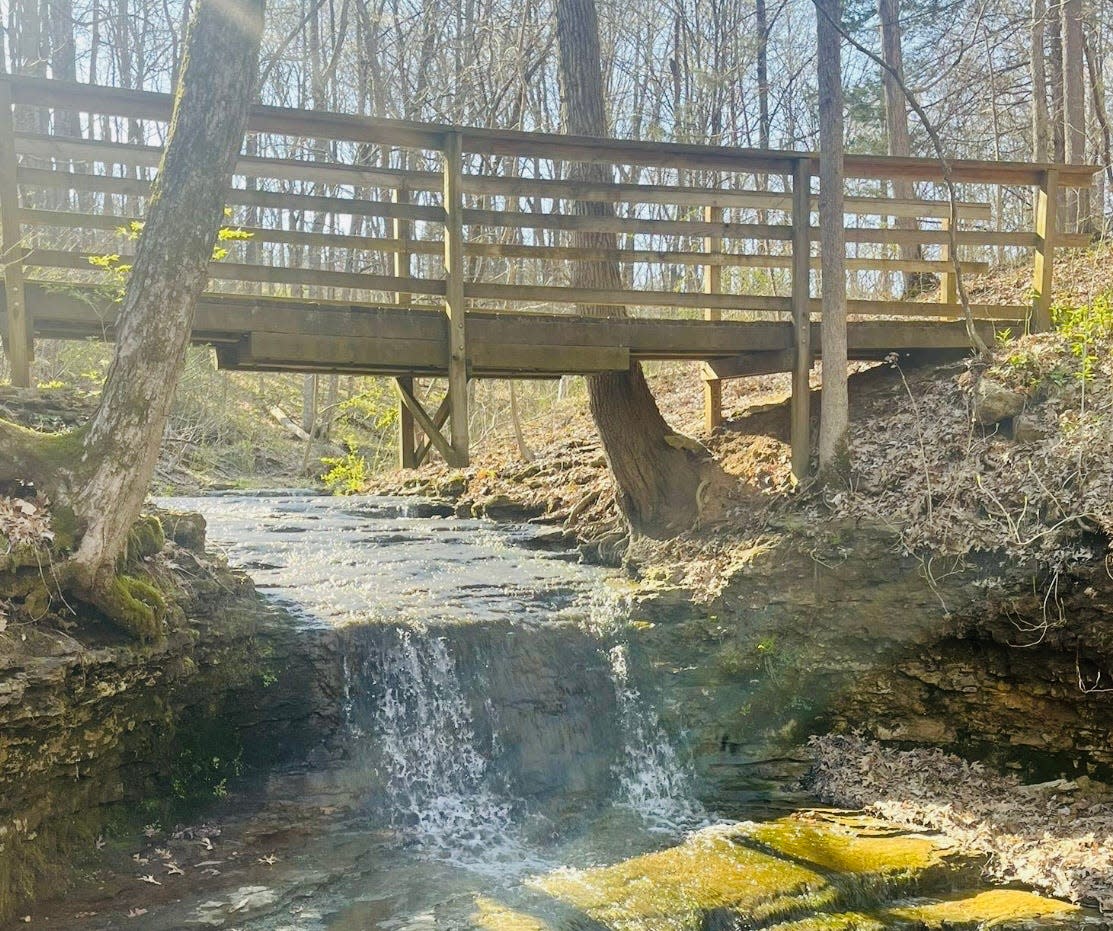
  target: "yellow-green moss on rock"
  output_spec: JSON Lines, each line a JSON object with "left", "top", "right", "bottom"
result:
{"left": 884, "top": 890, "right": 1079, "bottom": 928}
{"left": 517, "top": 816, "right": 1081, "bottom": 931}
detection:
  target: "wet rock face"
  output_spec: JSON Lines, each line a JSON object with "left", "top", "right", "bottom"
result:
{"left": 0, "top": 549, "right": 340, "bottom": 921}
{"left": 337, "top": 620, "right": 622, "bottom": 812}
{"left": 626, "top": 526, "right": 1113, "bottom": 803}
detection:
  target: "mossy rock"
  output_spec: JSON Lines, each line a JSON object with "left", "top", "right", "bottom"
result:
{"left": 527, "top": 816, "right": 1073, "bottom": 931}
{"left": 883, "top": 890, "right": 1079, "bottom": 928}
{"left": 158, "top": 509, "right": 206, "bottom": 553}
{"left": 123, "top": 514, "right": 166, "bottom": 564}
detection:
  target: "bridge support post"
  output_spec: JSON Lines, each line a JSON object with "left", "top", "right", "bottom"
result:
{"left": 393, "top": 186, "right": 417, "bottom": 469}
{"left": 396, "top": 378, "right": 418, "bottom": 469}
{"left": 790, "top": 158, "right": 813, "bottom": 483}
{"left": 702, "top": 202, "right": 723, "bottom": 433}
{"left": 939, "top": 217, "right": 956, "bottom": 306}
{"left": 395, "top": 379, "right": 459, "bottom": 466}
{"left": 1031, "top": 167, "right": 1059, "bottom": 333}
{"left": 0, "top": 82, "right": 32, "bottom": 387}
{"left": 442, "top": 131, "right": 469, "bottom": 467}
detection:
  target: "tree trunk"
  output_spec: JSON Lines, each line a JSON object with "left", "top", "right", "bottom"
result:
{"left": 1061, "top": 0, "right": 1088, "bottom": 231}
{"left": 554, "top": 0, "right": 711, "bottom": 538}
{"left": 756, "top": 0, "right": 770, "bottom": 151}
{"left": 815, "top": 0, "right": 849, "bottom": 479}
{"left": 65, "top": 0, "right": 266, "bottom": 619}
{"left": 1032, "top": 0, "right": 1051, "bottom": 162}
{"left": 1084, "top": 30, "right": 1111, "bottom": 234}
{"left": 11, "top": 0, "right": 46, "bottom": 133}
{"left": 46, "top": 0, "right": 79, "bottom": 134}
{"left": 878, "top": 0, "right": 922, "bottom": 295}
{"left": 1049, "top": 3, "right": 1066, "bottom": 162}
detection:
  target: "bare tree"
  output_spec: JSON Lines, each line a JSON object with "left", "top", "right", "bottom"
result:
{"left": 0, "top": 0, "right": 266, "bottom": 636}
{"left": 554, "top": 0, "right": 714, "bottom": 537}
{"left": 1061, "top": 0, "right": 1088, "bottom": 230}
{"left": 814, "top": 0, "right": 849, "bottom": 479}
{"left": 879, "top": 0, "right": 922, "bottom": 295}
{"left": 1032, "top": 0, "right": 1051, "bottom": 161}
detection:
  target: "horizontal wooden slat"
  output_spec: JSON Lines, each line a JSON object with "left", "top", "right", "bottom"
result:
{"left": 15, "top": 134, "right": 445, "bottom": 194}
{"left": 839, "top": 299, "right": 1029, "bottom": 320}
{"left": 19, "top": 163, "right": 991, "bottom": 224}
{"left": 23, "top": 202, "right": 1028, "bottom": 249}
{"left": 461, "top": 208, "right": 793, "bottom": 240}
{"left": 464, "top": 175, "right": 992, "bottom": 219}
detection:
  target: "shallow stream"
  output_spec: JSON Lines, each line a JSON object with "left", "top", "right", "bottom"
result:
{"left": 33, "top": 494, "right": 1094, "bottom": 930}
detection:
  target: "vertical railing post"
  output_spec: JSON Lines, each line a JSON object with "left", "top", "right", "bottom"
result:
{"left": 393, "top": 183, "right": 417, "bottom": 468}
{"left": 0, "top": 80, "right": 32, "bottom": 387}
{"left": 790, "top": 158, "right": 813, "bottom": 482}
{"left": 702, "top": 197, "right": 723, "bottom": 433}
{"left": 442, "top": 131, "right": 469, "bottom": 467}
{"left": 1031, "top": 167, "right": 1059, "bottom": 333}
{"left": 939, "top": 216, "right": 957, "bottom": 306}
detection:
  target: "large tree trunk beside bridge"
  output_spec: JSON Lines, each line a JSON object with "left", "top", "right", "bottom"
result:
{"left": 0, "top": 0, "right": 266, "bottom": 634}
{"left": 554, "top": 0, "right": 715, "bottom": 539}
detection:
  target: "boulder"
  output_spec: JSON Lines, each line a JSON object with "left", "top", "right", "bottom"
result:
{"left": 973, "top": 377, "right": 1026, "bottom": 426}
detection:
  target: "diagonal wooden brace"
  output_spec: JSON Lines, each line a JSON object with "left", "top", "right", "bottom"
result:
{"left": 414, "top": 391, "right": 452, "bottom": 467}
{"left": 394, "top": 378, "right": 464, "bottom": 468}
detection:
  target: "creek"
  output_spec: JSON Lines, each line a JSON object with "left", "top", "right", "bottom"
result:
{"left": 32, "top": 493, "right": 1095, "bottom": 930}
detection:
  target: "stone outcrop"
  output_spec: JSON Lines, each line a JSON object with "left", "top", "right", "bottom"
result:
{"left": 623, "top": 523, "right": 1113, "bottom": 806}
{"left": 0, "top": 523, "right": 340, "bottom": 920}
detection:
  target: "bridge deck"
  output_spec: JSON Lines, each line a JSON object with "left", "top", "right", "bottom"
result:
{"left": 10, "top": 283, "right": 1009, "bottom": 379}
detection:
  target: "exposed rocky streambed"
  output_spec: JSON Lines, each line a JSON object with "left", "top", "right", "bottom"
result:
{"left": 1, "top": 493, "right": 1111, "bottom": 928}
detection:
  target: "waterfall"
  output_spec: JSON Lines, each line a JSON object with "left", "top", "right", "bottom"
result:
{"left": 608, "top": 642, "right": 707, "bottom": 831}
{"left": 367, "top": 626, "right": 520, "bottom": 861}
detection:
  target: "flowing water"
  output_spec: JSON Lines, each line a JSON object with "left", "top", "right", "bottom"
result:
{"left": 38, "top": 493, "right": 1094, "bottom": 930}
{"left": 157, "top": 493, "right": 713, "bottom": 928}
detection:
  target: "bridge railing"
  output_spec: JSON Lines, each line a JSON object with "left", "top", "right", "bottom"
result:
{"left": 0, "top": 75, "right": 1098, "bottom": 468}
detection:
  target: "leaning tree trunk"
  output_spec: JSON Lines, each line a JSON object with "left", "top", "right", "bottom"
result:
{"left": 554, "top": 0, "right": 712, "bottom": 538}
{"left": 66, "top": 0, "right": 265, "bottom": 604}
{"left": 815, "top": 0, "right": 850, "bottom": 479}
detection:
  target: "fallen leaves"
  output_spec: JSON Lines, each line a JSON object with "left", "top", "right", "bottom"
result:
{"left": 810, "top": 735, "right": 1113, "bottom": 911}
{"left": 0, "top": 495, "right": 54, "bottom": 551}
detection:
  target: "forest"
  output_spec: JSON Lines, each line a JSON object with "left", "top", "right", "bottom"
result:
{"left": 1, "top": 0, "right": 1113, "bottom": 928}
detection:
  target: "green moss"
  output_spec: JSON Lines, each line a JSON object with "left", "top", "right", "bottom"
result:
{"left": 123, "top": 514, "right": 166, "bottom": 564}
{"left": 471, "top": 896, "right": 555, "bottom": 931}
{"left": 98, "top": 574, "right": 167, "bottom": 641}
{"left": 764, "top": 914, "right": 885, "bottom": 931}
{"left": 47, "top": 503, "right": 79, "bottom": 552}
{"left": 0, "top": 805, "right": 103, "bottom": 923}
{"left": 745, "top": 821, "right": 942, "bottom": 878}
{"left": 534, "top": 824, "right": 838, "bottom": 929}
{"left": 884, "top": 890, "right": 1078, "bottom": 928}
{"left": 528, "top": 817, "right": 1020, "bottom": 931}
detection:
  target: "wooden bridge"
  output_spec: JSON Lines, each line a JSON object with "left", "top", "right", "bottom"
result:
{"left": 0, "top": 76, "right": 1098, "bottom": 476}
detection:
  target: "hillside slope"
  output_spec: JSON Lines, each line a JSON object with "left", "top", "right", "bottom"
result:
{"left": 371, "top": 242, "right": 1113, "bottom": 592}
